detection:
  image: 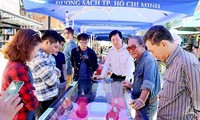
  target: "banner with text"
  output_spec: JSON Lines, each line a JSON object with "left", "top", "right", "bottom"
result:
{"left": 41, "top": 0, "right": 199, "bottom": 14}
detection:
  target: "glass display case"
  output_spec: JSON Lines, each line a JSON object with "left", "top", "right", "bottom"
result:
{"left": 39, "top": 79, "right": 134, "bottom": 120}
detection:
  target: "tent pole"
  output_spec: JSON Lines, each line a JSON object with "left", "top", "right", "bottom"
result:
{"left": 65, "top": 11, "right": 69, "bottom": 27}
{"left": 47, "top": 16, "right": 51, "bottom": 30}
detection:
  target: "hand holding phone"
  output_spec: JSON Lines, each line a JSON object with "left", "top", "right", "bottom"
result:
{"left": 0, "top": 91, "right": 23, "bottom": 120}
{"left": 5, "top": 80, "right": 24, "bottom": 102}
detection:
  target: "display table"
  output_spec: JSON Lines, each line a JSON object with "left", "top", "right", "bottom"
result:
{"left": 39, "top": 79, "right": 133, "bottom": 120}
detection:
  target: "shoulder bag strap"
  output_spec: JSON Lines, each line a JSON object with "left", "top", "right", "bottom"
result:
{"left": 78, "top": 48, "right": 93, "bottom": 70}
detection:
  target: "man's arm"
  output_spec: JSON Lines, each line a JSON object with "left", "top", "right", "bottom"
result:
{"left": 60, "top": 52, "right": 67, "bottom": 81}
{"left": 63, "top": 45, "right": 68, "bottom": 62}
{"left": 142, "top": 59, "right": 158, "bottom": 94}
{"left": 69, "top": 42, "right": 77, "bottom": 56}
{"left": 135, "top": 58, "right": 159, "bottom": 107}
{"left": 33, "top": 57, "right": 58, "bottom": 86}
{"left": 70, "top": 50, "right": 75, "bottom": 68}
{"left": 62, "top": 64, "right": 67, "bottom": 81}
{"left": 130, "top": 59, "right": 156, "bottom": 110}
{"left": 100, "top": 52, "right": 111, "bottom": 78}
{"left": 130, "top": 89, "right": 150, "bottom": 110}
{"left": 185, "top": 61, "right": 200, "bottom": 115}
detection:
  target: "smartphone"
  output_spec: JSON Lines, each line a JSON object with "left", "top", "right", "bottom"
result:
{"left": 5, "top": 80, "right": 24, "bottom": 102}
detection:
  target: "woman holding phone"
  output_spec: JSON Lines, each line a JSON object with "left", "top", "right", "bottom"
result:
{"left": 0, "top": 91, "right": 23, "bottom": 120}
{"left": 1, "top": 29, "right": 41, "bottom": 120}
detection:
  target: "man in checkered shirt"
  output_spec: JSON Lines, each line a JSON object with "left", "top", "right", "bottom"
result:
{"left": 28, "top": 30, "right": 61, "bottom": 119}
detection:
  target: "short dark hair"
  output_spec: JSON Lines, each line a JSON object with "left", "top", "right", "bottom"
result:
{"left": 77, "top": 33, "right": 89, "bottom": 41}
{"left": 144, "top": 25, "right": 173, "bottom": 45}
{"left": 65, "top": 27, "right": 74, "bottom": 35}
{"left": 3, "top": 29, "right": 42, "bottom": 62}
{"left": 109, "top": 30, "right": 123, "bottom": 40}
{"left": 41, "top": 30, "right": 61, "bottom": 44}
{"left": 59, "top": 35, "right": 65, "bottom": 43}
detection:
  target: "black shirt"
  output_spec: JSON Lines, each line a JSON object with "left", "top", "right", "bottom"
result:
{"left": 52, "top": 52, "right": 66, "bottom": 83}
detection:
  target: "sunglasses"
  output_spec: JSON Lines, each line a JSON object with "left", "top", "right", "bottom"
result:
{"left": 32, "top": 32, "right": 39, "bottom": 37}
{"left": 79, "top": 40, "right": 88, "bottom": 44}
{"left": 126, "top": 44, "right": 139, "bottom": 51}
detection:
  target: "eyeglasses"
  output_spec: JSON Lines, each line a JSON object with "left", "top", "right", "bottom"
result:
{"left": 32, "top": 32, "right": 39, "bottom": 37}
{"left": 126, "top": 44, "right": 139, "bottom": 51}
{"left": 79, "top": 41, "right": 88, "bottom": 44}
{"left": 63, "top": 31, "right": 70, "bottom": 35}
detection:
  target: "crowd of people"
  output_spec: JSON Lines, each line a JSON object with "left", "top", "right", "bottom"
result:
{"left": 0, "top": 25, "right": 199, "bottom": 120}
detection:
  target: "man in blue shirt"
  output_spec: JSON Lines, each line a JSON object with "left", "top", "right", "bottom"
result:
{"left": 123, "top": 36, "right": 161, "bottom": 120}
{"left": 70, "top": 33, "right": 98, "bottom": 99}
{"left": 63, "top": 27, "right": 77, "bottom": 87}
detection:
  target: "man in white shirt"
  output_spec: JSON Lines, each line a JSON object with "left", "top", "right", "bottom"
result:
{"left": 99, "top": 30, "right": 134, "bottom": 82}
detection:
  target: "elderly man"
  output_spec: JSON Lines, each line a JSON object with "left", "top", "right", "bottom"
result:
{"left": 123, "top": 36, "right": 160, "bottom": 120}
{"left": 144, "top": 25, "right": 200, "bottom": 120}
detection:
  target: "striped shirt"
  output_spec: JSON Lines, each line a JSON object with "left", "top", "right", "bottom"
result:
{"left": 28, "top": 49, "right": 59, "bottom": 101}
{"left": 158, "top": 46, "right": 200, "bottom": 120}
{"left": 49, "top": 54, "right": 61, "bottom": 84}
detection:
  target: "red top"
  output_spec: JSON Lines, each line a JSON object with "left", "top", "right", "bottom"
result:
{"left": 2, "top": 61, "right": 38, "bottom": 120}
